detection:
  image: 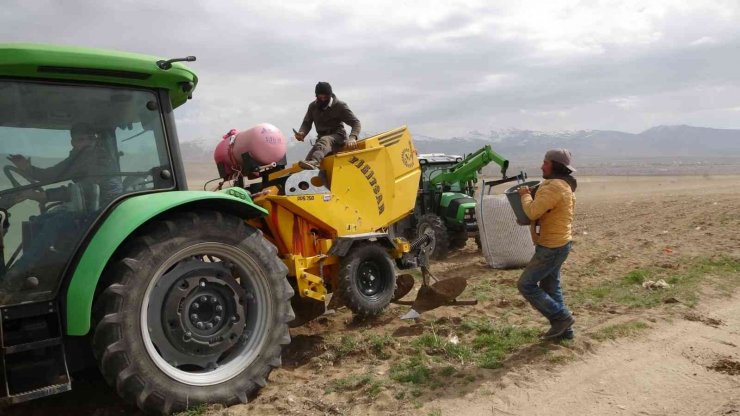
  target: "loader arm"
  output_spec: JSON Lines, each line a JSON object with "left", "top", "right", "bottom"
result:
{"left": 429, "top": 145, "right": 508, "bottom": 186}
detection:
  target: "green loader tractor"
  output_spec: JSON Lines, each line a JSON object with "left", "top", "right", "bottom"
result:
{"left": 0, "top": 44, "right": 293, "bottom": 414}
{"left": 393, "top": 146, "right": 523, "bottom": 259}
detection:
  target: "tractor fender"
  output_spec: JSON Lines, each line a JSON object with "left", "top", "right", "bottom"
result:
{"left": 65, "top": 189, "right": 267, "bottom": 336}
{"left": 327, "top": 232, "right": 396, "bottom": 257}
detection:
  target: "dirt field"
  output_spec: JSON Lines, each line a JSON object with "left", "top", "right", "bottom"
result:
{"left": 8, "top": 175, "right": 740, "bottom": 416}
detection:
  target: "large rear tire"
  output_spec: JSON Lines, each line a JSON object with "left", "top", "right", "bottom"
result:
{"left": 338, "top": 244, "right": 396, "bottom": 317}
{"left": 92, "top": 210, "right": 293, "bottom": 414}
{"left": 417, "top": 214, "right": 450, "bottom": 260}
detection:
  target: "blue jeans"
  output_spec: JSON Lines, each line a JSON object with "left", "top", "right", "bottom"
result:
{"left": 518, "top": 242, "right": 573, "bottom": 327}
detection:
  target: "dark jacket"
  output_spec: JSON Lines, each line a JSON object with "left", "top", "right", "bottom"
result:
{"left": 299, "top": 95, "right": 361, "bottom": 140}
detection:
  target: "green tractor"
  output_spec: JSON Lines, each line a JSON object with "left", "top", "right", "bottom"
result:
{"left": 393, "top": 146, "right": 522, "bottom": 259}
{"left": 0, "top": 44, "right": 294, "bottom": 413}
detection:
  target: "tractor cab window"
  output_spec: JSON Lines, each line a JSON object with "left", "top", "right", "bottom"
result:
{"left": 423, "top": 163, "right": 462, "bottom": 192}
{"left": 0, "top": 80, "right": 172, "bottom": 305}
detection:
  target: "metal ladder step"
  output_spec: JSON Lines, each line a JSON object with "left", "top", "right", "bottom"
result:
{"left": 2, "top": 337, "right": 62, "bottom": 355}
{"left": 0, "top": 381, "right": 71, "bottom": 406}
{"left": 0, "top": 301, "right": 71, "bottom": 404}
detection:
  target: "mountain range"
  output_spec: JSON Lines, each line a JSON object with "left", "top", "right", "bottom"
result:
{"left": 180, "top": 125, "right": 740, "bottom": 166}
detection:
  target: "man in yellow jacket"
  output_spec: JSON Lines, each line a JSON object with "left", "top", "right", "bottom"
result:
{"left": 517, "top": 149, "right": 577, "bottom": 339}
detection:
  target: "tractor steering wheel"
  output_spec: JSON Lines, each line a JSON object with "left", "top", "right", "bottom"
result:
{"left": 0, "top": 166, "right": 82, "bottom": 215}
{"left": 3, "top": 165, "right": 36, "bottom": 189}
{"left": 1, "top": 165, "right": 51, "bottom": 212}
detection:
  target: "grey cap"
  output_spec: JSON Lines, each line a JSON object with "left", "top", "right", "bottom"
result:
{"left": 545, "top": 148, "right": 576, "bottom": 172}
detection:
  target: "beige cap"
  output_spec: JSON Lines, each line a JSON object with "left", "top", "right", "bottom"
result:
{"left": 545, "top": 148, "right": 576, "bottom": 172}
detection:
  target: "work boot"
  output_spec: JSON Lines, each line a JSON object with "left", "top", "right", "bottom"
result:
{"left": 561, "top": 327, "right": 575, "bottom": 340}
{"left": 543, "top": 317, "right": 575, "bottom": 340}
{"left": 541, "top": 315, "right": 575, "bottom": 340}
{"left": 298, "top": 160, "right": 319, "bottom": 170}
{"left": 540, "top": 325, "right": 574, "bottom": 340}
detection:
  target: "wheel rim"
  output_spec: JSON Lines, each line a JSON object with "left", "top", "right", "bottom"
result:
{"left": 141, "top": 243, "right": 272, "bottom": 386}
{"left": 356, "top": 259, "right": 389, "bottom": 301}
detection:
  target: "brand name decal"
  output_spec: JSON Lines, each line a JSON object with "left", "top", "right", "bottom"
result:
{"left": 349, "top": 156, "right": 385, "bottom": 215}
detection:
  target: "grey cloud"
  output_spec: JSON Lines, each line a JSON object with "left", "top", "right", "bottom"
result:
{"left": 2, "top": 1, "right": 739, "bottom": 141}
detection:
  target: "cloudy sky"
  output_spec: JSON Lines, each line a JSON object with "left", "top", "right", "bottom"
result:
{"left": 3, "top": 0, "right": 740, "bottom": 143}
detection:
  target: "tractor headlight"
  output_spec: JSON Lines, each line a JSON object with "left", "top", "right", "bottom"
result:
{"left": 464, "top": 208, "right": 475, "bottom": 220}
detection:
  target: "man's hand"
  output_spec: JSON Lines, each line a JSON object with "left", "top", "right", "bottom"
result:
{"left": 517, "top": 186, "right": 531, "bottom": 196}
{"left": 345, "top": 135, "right": 358, "bottom": 150}
{"left": 7, "top": 154, "right": 31, "bottom": 173}
{"left": 10, "top": 189, "right": 46, "bottom": 206}
{"left": 294, "top": 131, "right": 306, "bottom": 142}
{"left": 20, "top": 189, "right": 47, "bottom": 204}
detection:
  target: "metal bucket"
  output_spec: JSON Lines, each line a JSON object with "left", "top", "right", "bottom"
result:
{"left": 505, "top": 180, "right": 541, "bottom": 225}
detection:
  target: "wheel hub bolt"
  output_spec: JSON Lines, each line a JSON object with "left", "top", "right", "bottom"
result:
{"left": 215, "top": 305, "right": 223, "bottom": 312}
{"left": 214, "top": 316, "right": 222, "bottom": 323}
{"left": 231, "top": 315, "right": 238, "bottom": 322}
{"left": 210, "top": 297, "right": 217, "bottom": 303}
{"left": 200, "top": 296, "right": 207, "bottom": 302}
{"left": 196, "top": 322, "right": 204, "bottom": 329}
{"left": 192, "top": 302, "right": 200, "bottom": 309}
{"left": 206, "top": 323, "right": 214, "bottom": 329}
{"left": 184, "top": 331, "right": 192, "bottom": 340}
{"left": 200, "top": 281, "right": 206, "bottom": 287}
{"left": 191, "top": 314, "right": 199, "bottom": 321}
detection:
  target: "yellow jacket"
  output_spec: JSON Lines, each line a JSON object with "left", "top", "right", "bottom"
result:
{"left": 520, "top": 179, "right": 576, "bottom": 248}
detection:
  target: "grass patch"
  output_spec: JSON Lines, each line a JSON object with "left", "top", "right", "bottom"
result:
{"left": 472, "top": 325, "right": 540, "bottom": 369}
{"left": 390, "top": 354, "right": 432, "bottom": 385}
{"left": 325, "top": 333, "right": 398, "bottom": 362}
{"left": 325, "top": 373, "right": 385, "bottom": 398}
{"left": 325, "top": 335, "right": 360, "bottom": 360}
{"left": 572, "top": 256, "right": 740, "bottom": 309}
{"left": 459, "top": 318, "right": 496, "bottom": 334}
{"left": 468, "top": 279, "right": 495, "bottom": 301}
{"left": 413, "top": 333, "right": 442, "bottom": 350}
{"left": 412, "top": 328, "right": 474, "bottom": 364}
{"left": 591, "top": 321, "right": 649, "bottom": 341}
{"left": 692, "top": 256, "right": 740, "bottom": 294}
{"left": 389, "top": 354, "right": 455, "bottom": 390}
{"left": 175, "top": 404, "right": 207, "bottom": 416}
{"left": 463, "top": 274, "right": 520, "bottom": 302}
{"left": 411, "top": 320, "right": 539, "bottom": 371}
{"left": 624, "top": 269, "right": 650, "bottom": 284}
{"left": 367, "top": 334, "right": 394, "bottom": 360}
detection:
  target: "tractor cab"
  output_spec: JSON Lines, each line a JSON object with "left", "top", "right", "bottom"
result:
{"left": 418, "top": 153, "right": 468, "bottom": 193}
{"left": 0, "top": 45, "right": 202, "bottom": 407}
{"left": 0, "top": 76, "right": 178, "bottom": 306}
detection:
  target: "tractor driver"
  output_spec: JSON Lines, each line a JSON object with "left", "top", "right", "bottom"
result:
{"left": 294, "top": 82, "right": 362, "bottom": 170}
{"left": 7, "top": 122, "right": 123, "bottom": 208}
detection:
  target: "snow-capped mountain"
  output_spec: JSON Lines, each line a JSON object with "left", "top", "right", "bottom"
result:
{"left": 180, "top": 125, "right": 740, "bottom": 164}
